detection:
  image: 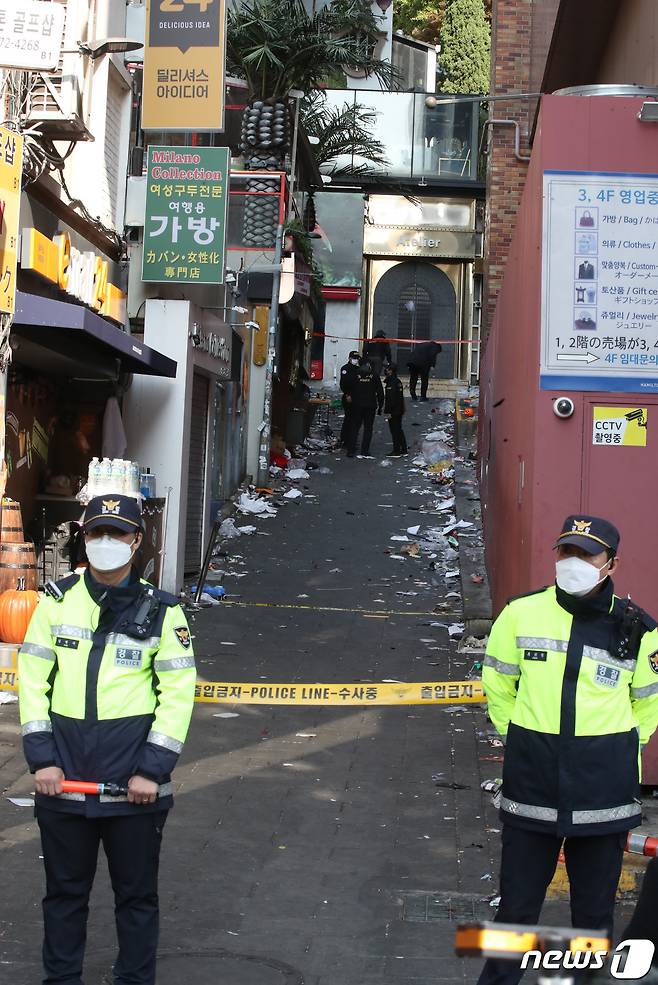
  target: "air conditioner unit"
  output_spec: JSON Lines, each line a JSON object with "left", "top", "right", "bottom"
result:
{"left": 25, "top": 0, "right": 92, "bottom": 141}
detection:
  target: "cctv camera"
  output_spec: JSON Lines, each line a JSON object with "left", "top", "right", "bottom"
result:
{"left": 553, "top": 396, "right": 575, "bottom": 419}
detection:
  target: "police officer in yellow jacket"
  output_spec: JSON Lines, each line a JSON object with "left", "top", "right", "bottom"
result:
{"left": 479, "top": 515, "right": 658, "bottom": 985}
{"left": 19, "top": 495, "right": 196, "bottom": 985}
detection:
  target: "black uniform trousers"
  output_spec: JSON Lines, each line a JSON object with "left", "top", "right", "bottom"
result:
{"left": 477, "top": 825, "right": 625, "bottom": 985}
{"left": 347, "top": 406, "right": 377, "bottom": 455}
{"left": 387, "top": 415, "right": 407, "bottom": 454}
{"left": 407, "top": 365, "right": 429, "bottom": 399}
{"left": 37, "top": 806, "right": 167, "bottom": 985}
{"left": 340, "top": 399, "right": 353, "bottom": 446}
{"left": 623, "top": 856, "right": 658, "bottom": 961}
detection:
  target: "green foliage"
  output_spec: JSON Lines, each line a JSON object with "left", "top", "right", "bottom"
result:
{"left": 226, "top": 0, "right": 398, "bottom": 101}
{"left": 438, "top": 0, "right": 490, "bottom": 94}
{"left": 393, "top": 0, "right": 445, "bottom": 45}
{"left": 393, "top": 0, "right": 490, "bottom": 46}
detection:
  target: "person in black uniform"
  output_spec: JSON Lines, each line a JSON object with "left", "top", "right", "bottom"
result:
{"left": 339, "top": 350, "right": 361, "bottom": 447}
{"left": 345, "top": 357, "right": 384, "bottom": 458}
{"left": 363, "top": 330, "right": 392, "bottom": 377}
{"left": 19, "top": 495, "right": 197, "bottom": 985}
{"left": 383, "top": 363, "right": 407, "bottom": 457}
{"left": 406, "top": 339, "right": 442, "bottom": 401}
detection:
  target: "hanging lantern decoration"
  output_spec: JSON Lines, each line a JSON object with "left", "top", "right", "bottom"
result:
{"left": 0, "top": 577, "right": 39, "bottom": 644}
{"left": 375, "top": 0, "right": 393, "bottom": 11}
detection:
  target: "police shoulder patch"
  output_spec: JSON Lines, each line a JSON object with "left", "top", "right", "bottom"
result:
{"left": 648, "top": 651, "right": 658, "bottom": 675}
{"left": 174, "top": 626, "right": 191, "bottom": 649}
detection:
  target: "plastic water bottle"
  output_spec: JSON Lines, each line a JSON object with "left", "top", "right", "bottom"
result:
{"left": 130, "top": 462, "right": 141, "bottom": 495}
{"left": 110, "top": 459, "right": 124, "bottom": 492}
{"left": 88, "top": 458, "right": 100, "bottom": 497}
{"left": 99, "top": 458, "right": 112, "bottom": 495}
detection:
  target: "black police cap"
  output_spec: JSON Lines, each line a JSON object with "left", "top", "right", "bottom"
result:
{"left": 555, "top": 515, "right": 620, "bottom": 555}
{"left": 83, "top": 494, "right": 144, "bottom": 534}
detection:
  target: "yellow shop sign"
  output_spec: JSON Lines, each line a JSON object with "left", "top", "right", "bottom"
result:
{"left": 20, "top": 228, "right": 127, "bottom": 325}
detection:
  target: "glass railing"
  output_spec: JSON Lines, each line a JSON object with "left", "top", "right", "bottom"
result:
{"left": 319, "top": 89, "right": 479, "bottom": 182}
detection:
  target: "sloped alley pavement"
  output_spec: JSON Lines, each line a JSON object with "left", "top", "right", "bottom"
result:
{"left": 0, "top": 397, "right": 652, "bottom": 985}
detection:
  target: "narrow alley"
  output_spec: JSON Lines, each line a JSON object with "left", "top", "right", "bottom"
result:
{"left": 1, "top": 397, "right": 651, "bottom": 985}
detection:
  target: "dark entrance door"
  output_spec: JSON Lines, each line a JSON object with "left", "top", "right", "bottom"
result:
{"left": 372, "top": 261, "right": 457, "bottom": 378}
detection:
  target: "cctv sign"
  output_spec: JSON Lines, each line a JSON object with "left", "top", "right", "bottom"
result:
{"left": 0, "top": 1, "right": 65, "bottom": 71}
{"left": 592, "top": 406, "right": 648, "bottom": 447}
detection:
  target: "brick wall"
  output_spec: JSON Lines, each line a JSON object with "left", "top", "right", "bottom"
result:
{"left": 483, "top": 0, "right": 533, "bottom": 340}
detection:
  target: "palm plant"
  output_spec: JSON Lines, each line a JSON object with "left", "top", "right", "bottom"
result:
{"left": 227, "top": 0, "right": 397, "bottom": 172}
{"left": 300, "top": 90, "right": 388, "bottom": 231}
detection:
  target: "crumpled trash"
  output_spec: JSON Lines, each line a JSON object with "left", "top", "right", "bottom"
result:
{"left": 288, "top": 458, "right": 307, "bottom": 470}
{"left": 238, "top": 493, "right": 277, "bottom": 517}
{"left": 380, "top": 459, "right": 392, "bottom": 468}
{"left": 237, "top": 525, "right": 257, "bottom": 535}
{"left": 0, "top": 692, "right": 17, "bottom": 705}
{"left": 219, "top": 517, "right": 241, "bottom": 539}
{"left": 284, "top": 488, "right": 303, "bottom": 500}
{"left": 191, "top": 584, "right": 225, "bottom": 600}
{"left": 318, "top": 467, "right": 332, "bottom": 475}
{"left": 422, "top": 438, "right": 453, "bottom": 465}
{"left": 287, "top": 468, "right": 310, "bottom": 480}
{"left": 448, "top": 623, "right": 465, "bottom": 636}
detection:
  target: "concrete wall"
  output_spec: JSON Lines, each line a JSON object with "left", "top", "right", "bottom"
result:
{"left": 124, "top": 300, "right": 229, "bottom": 593}
{"left": 322, "top": 300, "right": 362, "bottom": 386}
{"left": 481, "top": 94, "right": 658, "bottom": 615}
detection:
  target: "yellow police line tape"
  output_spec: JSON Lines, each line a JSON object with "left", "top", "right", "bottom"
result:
{"left": 0, "top": 670, "right": 485, "bottom": 706}
{"left": 194, "top": 680, "right": 485, "bottom": 705}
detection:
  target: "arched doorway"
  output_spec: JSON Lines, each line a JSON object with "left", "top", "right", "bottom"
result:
{"left": 372, "top": 262, "right": 457, "bottom": 378}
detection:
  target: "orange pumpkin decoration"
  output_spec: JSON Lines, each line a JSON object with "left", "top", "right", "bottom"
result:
{"left": 0, "top": 578, "right": 39, "bottom": 644}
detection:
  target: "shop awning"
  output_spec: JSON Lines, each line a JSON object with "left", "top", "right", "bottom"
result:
{"left": 13, "top": 291, "right": 177, "bottom": 378}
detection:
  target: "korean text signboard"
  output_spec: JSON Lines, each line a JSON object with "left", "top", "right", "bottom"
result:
{"left": 0, "top": 1, "right": 65, "bottom": 71}
{"left": 0, "top": 127, "right": 23, "bottom": 316}
{"left": 541, "top": 171, "right": 658, "bottom": 392}
{"left": 142, "top": 0, "right": 226, "bottom": 131}
{"left": 592, "top": 406, "right": 648, "bottom": 447}
{"left": 142, "top": 146, "right": 229, "bottom": 285}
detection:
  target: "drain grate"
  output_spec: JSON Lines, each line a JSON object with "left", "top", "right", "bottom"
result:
{"left": 400, "top": 891, "right": 493, "bottom": 923}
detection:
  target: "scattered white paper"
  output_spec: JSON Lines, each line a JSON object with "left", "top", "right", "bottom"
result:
{"left": 295, "top": 732, "right": 317, "bottom": 738}
{"left": 237, "top": 525, "right": 257, "bottom": 535}
{"left": 448, "top": 624, "right": 465, "bottom": 636}
{"left": 390, "top": 535, "right": 410, "bottom": 542}
{"left": 238, "top": 493, "right": 277, "bottom": 517}
{"left": 0, "top": 692, "right": 17, "bottom": 704}
{"left": 213, "top": 712, "right": 240, "bottom": 718}
{"left": 220, "top": 641, "right": 237, "bottom": 646}
{"left": 407, "top": 525, "right": 421, "bottom": 535}
{"left": 7, "top": 797, "right": 33, "bottom": 807}
{"left": 445, "top": 570, "right": 460, "bottom": 579}
{"left": 284, "top": 488, "right": 303, "bottom": 499}
{"left": 287, "top": 468, "right": 310, "bottom": 480}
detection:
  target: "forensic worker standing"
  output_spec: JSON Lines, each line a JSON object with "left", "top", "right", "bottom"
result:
{"left": 383, "top": 363, "right": 407, "bottom": 457}
{"left": 19, "top": 495, "right": 197, "bottom": 985}
{"left": 479, "top": 515, "right": 658, "bottom": 985}
{"left": 344, "top": 357, "right": 384, "bottom": 458}
{"left": 339, "top": 350, "right": 361, "bottom": 447}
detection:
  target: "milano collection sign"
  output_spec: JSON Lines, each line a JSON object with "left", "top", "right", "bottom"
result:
{"left": 142, "top": 0, "right": 227, "bottom": 131}
{"left": 142, "top": 145, "right": 229, "bottom": 285}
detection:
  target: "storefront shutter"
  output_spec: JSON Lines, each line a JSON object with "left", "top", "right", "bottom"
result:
{"left": 184, "top": 374, "right": 209, "bottom": 574}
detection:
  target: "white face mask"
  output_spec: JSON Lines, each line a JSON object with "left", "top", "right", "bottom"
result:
{"left": 555, "top": 556, "right": 611, "bottom": 597}
{"left": 86, "top": 535, "right": 135, "bottom": 572}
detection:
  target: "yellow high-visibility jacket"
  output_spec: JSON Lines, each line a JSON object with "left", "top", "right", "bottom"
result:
{"left": 19, "top": 570, "right": 196, "bottom": 816}
{"left": 483, "top": 580, "right": 658, "bottom": 836}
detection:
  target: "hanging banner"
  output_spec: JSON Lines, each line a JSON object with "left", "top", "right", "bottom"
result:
{"left": 142, "top": 145, "right": 229, "bottom": 284}
{"left": 142, "top": 0, "right": 227, "bottom": 131}
{"left": 0, "top": 127, "right": 23, "bottom": 316}
{"left": 0, "top": 0, "right": 65, "bottom": 71}
{"left": 541, "top": 170, "right": 658, "bottom": 393}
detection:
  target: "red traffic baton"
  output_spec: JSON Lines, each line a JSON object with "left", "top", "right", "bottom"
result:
{"left": 60, "top": 780, "right": 128, "bottom": 797}
{"left": 626, "top": 832, "right": 658, "bottom": 857}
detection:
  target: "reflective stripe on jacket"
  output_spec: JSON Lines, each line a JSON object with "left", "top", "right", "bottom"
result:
{"left": 18, "top": 571, "right": 196, "bottom": 817}
{"left": 483, "top": 581, "right": 658, "bottom": 836}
